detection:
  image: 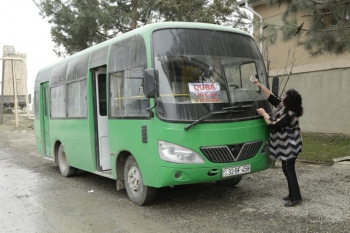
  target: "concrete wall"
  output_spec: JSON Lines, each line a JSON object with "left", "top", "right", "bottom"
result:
{"left": 271, "top": 67, "right": 350, "bottom": 134}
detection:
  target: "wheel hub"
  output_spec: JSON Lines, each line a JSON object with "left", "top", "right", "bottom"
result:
{"left": 127, "top": 166, "right": 141, "bottom": 194}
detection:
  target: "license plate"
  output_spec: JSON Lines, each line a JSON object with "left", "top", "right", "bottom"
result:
{"left": 222, "top": 164, "right": 251, "bottom": 178}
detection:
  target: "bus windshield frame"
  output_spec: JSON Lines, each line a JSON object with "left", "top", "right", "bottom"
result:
{"left": 152, "top": 28, "right": 272, "bottom": 123}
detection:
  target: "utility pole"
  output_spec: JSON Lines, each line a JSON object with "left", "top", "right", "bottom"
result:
{"left": 1, "top": 60, "right": 4, "bottom": 124}
{"left": 11, "top": 60, "right": 19, "bottom": 127}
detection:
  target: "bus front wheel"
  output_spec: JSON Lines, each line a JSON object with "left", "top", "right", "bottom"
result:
{"left": 216, "top": 176, "right": 242, "bottom": 187}
{"left": 124, "top": 155, "right": 156, "bottom": 205}
{"left": 57, "top": 145, "right": 77, "bottom": 177}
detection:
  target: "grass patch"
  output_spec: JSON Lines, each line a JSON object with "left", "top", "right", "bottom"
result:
{"left": 299, "top": 132, "right": 350, "bottom": 163}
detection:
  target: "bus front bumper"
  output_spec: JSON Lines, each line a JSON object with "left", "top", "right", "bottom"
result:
{"left": 156, "top": 154, "right": 273, "bottom": 187}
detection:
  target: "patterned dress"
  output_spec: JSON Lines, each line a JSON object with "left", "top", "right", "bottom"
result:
{"left": 267, "top": 95, "right": 303, "bottom": 161}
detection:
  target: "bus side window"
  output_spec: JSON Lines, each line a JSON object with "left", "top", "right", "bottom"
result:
{"left": 67, "top": 80, "right": 88, "bottom": 118}
{"left": 110, "top": 68, "right": 149, "bottom": 117}
{"left": 51, "top": 85, "right": 66, "bottom": 118}
{"left": 97, "top": 74, "right": 107, "bottom": 116}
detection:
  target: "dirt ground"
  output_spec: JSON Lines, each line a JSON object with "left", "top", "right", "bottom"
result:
{"left": 0, "top": 114, "right": 350, "bottom": 233}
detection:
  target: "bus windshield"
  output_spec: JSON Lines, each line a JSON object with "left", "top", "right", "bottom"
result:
{"left": 153, "top": 28, "right": 272, "bottom": 122}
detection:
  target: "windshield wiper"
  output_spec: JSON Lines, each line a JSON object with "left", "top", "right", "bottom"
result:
{"left": 222, "top": 104, "right": 253, "bottom": 110}
{"left": 184, "top": 109, "right": 243, "bottom": 131}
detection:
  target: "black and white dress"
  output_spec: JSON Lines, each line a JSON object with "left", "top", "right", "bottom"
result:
{"left": 266, "top": 95, "right": 303, "bottom": 161}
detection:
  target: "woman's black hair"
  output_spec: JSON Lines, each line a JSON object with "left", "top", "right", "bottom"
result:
{"left": 283, "top": 89, "right": 303, "bottom": 117}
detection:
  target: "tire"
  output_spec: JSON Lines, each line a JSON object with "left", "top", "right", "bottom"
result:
{"left": 216, "top": 176, "right": 243, "bottom": 187}
{"left": 124, "top": 155, "right": 156, "bottom": 205}
{"left": 57, "top": 145, "right": 77, "bottom": 177}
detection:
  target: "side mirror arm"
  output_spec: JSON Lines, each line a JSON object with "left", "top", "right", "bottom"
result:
{"left": 145, "top": 81, "right": 158, "bottom": 118}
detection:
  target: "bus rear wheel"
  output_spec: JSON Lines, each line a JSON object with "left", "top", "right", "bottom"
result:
{"left": 124, "top": 155, "right": 156, "bottom": 205}
{"left": 57, "top": 145, "right": 77, "bottom": 177}
{"left": 216, "top": 176, "right": 242, "bottom": 187}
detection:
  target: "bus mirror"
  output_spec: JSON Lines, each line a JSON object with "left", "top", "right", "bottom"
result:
{"left": 271, "top": 76, "right": 279, "bottom": 96}
{"left": 144, "top": 68, "right": 159, "bottom": 98}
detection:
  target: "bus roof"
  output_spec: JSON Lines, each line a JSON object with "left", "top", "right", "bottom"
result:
{"left": 36, "top": 22, "right": 251, "bottom": 74}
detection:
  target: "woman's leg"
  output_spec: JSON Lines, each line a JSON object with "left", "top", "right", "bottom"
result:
{"left": 282, "top": 158, "right": 302, "bottom": 204}
{"left": 281, "top": 160, "right": 294, "bottom": 199}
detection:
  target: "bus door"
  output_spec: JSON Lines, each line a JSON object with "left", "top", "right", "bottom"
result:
{"left": 41, "top": 82, "right": 51, "bottom": 157}
{"left": 93, "top": 68, "right": 110, "bottom": 170}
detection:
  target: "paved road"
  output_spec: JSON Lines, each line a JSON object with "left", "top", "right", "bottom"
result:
{"left": 1, "top": 121, "right": 349, "bottom": 233}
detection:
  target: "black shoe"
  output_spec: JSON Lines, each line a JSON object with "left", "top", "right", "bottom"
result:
{"left": 284, "top": 200, "right": 302, "bottom": 207}
{"left": 282, "top": 196, "right": 291, "bottom": 201}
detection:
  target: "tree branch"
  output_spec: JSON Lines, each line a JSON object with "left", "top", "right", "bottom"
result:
{"left": 301, "top": 11, "right": 336, "bottom": 17}
{"left": 264, "top": 23, "right": 350, "bottom": 33}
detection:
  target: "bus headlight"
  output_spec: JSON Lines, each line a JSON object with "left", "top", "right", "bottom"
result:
{"left": 158, "top": 141, "right": 205, "bottom": 164}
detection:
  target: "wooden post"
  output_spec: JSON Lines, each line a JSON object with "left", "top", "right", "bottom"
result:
{"left": 11, "top": 60, "right": 19, "bottom": 128}
{"left": 1, "top": 60, "right": 4, "bottom": 124}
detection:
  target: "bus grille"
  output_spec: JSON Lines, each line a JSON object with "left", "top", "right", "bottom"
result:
{"left": 200, "top": 140, "right": 263, "bottom": 163}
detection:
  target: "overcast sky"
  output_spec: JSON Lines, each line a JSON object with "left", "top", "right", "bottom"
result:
{"left": 0, "top": 0, "right": 59, "bottom": 98}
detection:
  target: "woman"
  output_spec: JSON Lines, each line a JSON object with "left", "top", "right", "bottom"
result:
{"left": 253, "top": 78, "right": 303, "bottom": 207}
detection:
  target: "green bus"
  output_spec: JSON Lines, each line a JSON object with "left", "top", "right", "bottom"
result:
{"left": 34, "top": 22, "right": 274, "bottom": 205}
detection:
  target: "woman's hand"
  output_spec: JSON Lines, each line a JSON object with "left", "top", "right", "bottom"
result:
{"left": 251, "top": 76, "right": 262, "bottom": 88}
{"left": 257, "top": 108, "right": 272, "bottom": 125}
{"left": 256, "top": 108, "right": 266, "bottom": 116}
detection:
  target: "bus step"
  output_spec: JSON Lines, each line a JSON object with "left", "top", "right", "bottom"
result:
{"left": 94, "top": 170, "right": 113, "bottom": 179}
